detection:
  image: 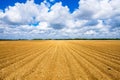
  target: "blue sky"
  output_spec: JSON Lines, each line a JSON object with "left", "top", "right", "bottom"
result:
{"left": 0, "top": 0, "right": 120, "bottom": 39}
{"left": 0, "top": 0, "right": 79, "bottom": 12}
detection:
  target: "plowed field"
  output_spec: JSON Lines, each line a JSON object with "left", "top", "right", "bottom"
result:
{"left": 0, "top": 40, "right": 120, "bottom": 80}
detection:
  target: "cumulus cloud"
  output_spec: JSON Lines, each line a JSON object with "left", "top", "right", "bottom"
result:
{"left": 0, "top": 0, "right": 120, "bottom": 39}
{"left": 49, "top": 0, "right": 55, "bottom": 2}
{"left": 2, "top": 1, "right": 47, "bottom": 25}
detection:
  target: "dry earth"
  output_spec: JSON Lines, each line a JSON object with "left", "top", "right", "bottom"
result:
{"left": 0, "top": 40, "right": 120, "bottom": 80}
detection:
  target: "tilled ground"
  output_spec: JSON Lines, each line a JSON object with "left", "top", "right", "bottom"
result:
{"left": 0, "top": 40, "right": 120, "bottom": 80}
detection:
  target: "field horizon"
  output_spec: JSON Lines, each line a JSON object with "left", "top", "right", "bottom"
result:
{"left": 0, "top": 38, "right": 120, "bottom": 41}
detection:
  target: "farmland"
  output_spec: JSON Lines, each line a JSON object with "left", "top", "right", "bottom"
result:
{"left": 0, "top": 40, "right": 120, "bottom": 80}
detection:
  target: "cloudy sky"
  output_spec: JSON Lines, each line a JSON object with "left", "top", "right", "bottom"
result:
{"left": 0, "top": 0, "right": 120, "bottom": 39}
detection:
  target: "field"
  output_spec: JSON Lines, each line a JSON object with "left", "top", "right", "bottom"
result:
{"left": 0, "top": 40, "right": 120, "bottom": 80}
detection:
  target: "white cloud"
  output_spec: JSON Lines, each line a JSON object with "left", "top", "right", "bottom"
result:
{"left": 37, "top": 22, "right": 50, "bottom": 30}
{"left": 50, "top": 0, "right": 55, "bottom": 2}
{"left": 0, "top": 10, "right": 4, "bottom": 19}
{"left": 85, "top": 30, "right": 97, "bottom": 35}
{"left": 0, "top": 0, "right": 120, "bottom": 39}
{"left": 3, "top": 0, "right": 49, "bottom": 25}
{"left": 73, "top": 0, "right": 120, "bottom": 19}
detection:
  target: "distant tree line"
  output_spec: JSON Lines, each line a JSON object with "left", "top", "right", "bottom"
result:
{"left": 33, "top": 38, "right": 120, "bottom": 40}
{"left": 0, "top": 39, "right": 28, "bottom": 41}
{"left": 0, "top": 38, "right": 120, "bottom": 41}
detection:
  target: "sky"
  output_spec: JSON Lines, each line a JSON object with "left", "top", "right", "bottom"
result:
{"left": 0, "top": 0, "right": 120, "bottom": 39}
